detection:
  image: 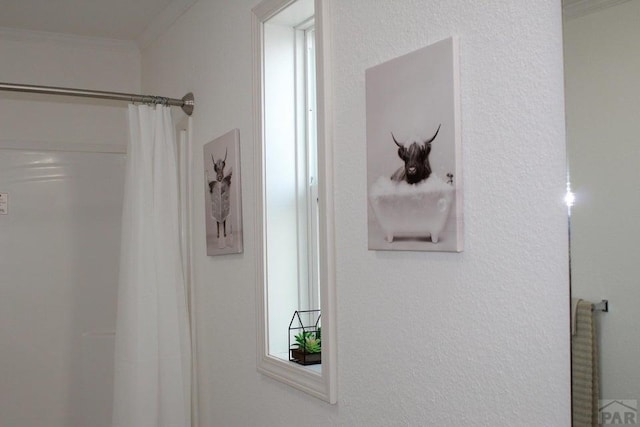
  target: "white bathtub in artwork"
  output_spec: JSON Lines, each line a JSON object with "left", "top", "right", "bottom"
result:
{"left": 369, "top": 174, "right": 454, "bottom": 244}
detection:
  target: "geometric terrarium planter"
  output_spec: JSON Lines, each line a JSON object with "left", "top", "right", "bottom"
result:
{"left": 288, "top": 310, "right": 321, "bottom": 366}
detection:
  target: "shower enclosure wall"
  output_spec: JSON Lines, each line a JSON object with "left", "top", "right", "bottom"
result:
{"left": 0, "top": 30, "right": 163, "bottom": 427}
{"left": 0, "top": 144, "right": 125, "bottom": 427}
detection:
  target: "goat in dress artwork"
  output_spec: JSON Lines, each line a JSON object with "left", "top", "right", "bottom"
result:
{"left": 208, "top": 149, "right": 232, "bottom": 240}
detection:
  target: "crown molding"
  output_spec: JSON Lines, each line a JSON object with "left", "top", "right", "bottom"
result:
{"left": 563, "top": 0, "right": 633, "bottom": 20}
{"left": 0, "top": 0, "right": 198, "bottom": 52}
{"left": 137, "top": 0, "right": 198, "bottom": 50}
{"left": 0, "top": 26, "right": 139, "bottom": 53}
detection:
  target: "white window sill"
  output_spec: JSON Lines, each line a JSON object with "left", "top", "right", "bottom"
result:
{"left": 271, "top": 352, "right": 322, "bottom": 374}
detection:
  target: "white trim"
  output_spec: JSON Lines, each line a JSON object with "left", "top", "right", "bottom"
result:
{"left": 137, "top": 0, "right": 198, "bottom": 50}
{"left": 252, "top": 0, "right": 337, "bottom": 404}
{"left": 253, "top": 0, "right": 295, "bottom": 22}
{"left": 314, "top": 0, "right": 337, "bottom": 403}
{"left": 562, "top": 0, "right": 632, "bottom": 20}
{"left": 0, "top": 26, "right": 139, "bottom": 53}
{"left": 0, "top": 139, "right": 127, "bottom": 154}
{"left": 257, "top": 354, "right": 327, "bottom": 401}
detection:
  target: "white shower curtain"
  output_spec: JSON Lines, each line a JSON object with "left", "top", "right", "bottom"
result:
{"left": 112, "top": 105, "right": 191, "bottom": 427}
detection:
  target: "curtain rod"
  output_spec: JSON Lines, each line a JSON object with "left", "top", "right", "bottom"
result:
{"left": 0, "top": 82, "right": 194, "bottom": 116}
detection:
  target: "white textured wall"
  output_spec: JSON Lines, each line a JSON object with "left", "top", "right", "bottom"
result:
{"left": 0, "top": 29, "right": 140, "bottom": 147}
{"left": 142, "top": 1, "right": 571, "bottom": 425}
{"left": 564, "top": 0, "right": 640, "bottom": 403}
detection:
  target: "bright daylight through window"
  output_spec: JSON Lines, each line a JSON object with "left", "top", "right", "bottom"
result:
{"left": 263, "top": 0, "right": 319, "bottom": 362}
{"left": 253, "top": 0, "right": 336, "bottom": 403}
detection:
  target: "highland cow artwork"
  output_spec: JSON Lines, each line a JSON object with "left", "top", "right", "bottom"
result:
{"left": 204, "top": 129, "right": 243, "bottom": 255}
{"left": 366, "top": 37, "right": 463, "bottom": 252}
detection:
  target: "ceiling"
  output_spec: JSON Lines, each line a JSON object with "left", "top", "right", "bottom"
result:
{"left": 0, "top": 0, "right": 196, "bottom": 46}
{"left": 2, "top": 0, "right": 628, "bottom": 42}
{"left": 562, "top": 0, "right": 633, "bottom": 19}
{"left": 0, "top": 0, "right": 631, "bottom": 41}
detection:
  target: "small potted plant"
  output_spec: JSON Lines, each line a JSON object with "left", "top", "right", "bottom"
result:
{"left": 290, "top": 327, "right": 321, "bottom": 365}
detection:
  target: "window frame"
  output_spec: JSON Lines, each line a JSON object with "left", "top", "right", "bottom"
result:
{"left": 295, "top": 20, "right": 320, "bottom": 313}
{"left": 252, "top": 0, "right": 337, "bottom": 403}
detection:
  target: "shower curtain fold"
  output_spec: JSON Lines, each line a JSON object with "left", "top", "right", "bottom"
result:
{"left": 112, "top": 105, "right": 191, "bottom": 427}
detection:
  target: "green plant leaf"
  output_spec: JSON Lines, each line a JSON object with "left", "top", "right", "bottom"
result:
{"left": 293, "top": 330, "right": 322, "bottom": 353}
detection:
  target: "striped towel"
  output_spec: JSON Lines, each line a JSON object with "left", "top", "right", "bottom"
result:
{"left": 572, "top": 299, "right": 599, "bottom": 427}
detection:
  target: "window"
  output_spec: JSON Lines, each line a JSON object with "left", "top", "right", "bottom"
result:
{"left": 253, "top": 0, "right": 336, "bottom": 403}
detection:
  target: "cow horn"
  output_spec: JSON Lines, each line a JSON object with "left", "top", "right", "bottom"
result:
{"left": 211, "top": 154, "right": 215, "bottom": 165}
{"left": 391, "top": 132, "right": 403, "bottom": 147}
{"left": 223, "top": 148, "right": 228, "bottom": 162}
{"left": 425, "top": 124, "right": 441, "bottom": 145}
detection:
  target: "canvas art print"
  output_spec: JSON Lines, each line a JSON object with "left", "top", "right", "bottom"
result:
{"left": 366, "top": 37, "right": 463, "bottom": 252}
{"left": 204, "top": 129, "right": 243, "bottom": 255}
